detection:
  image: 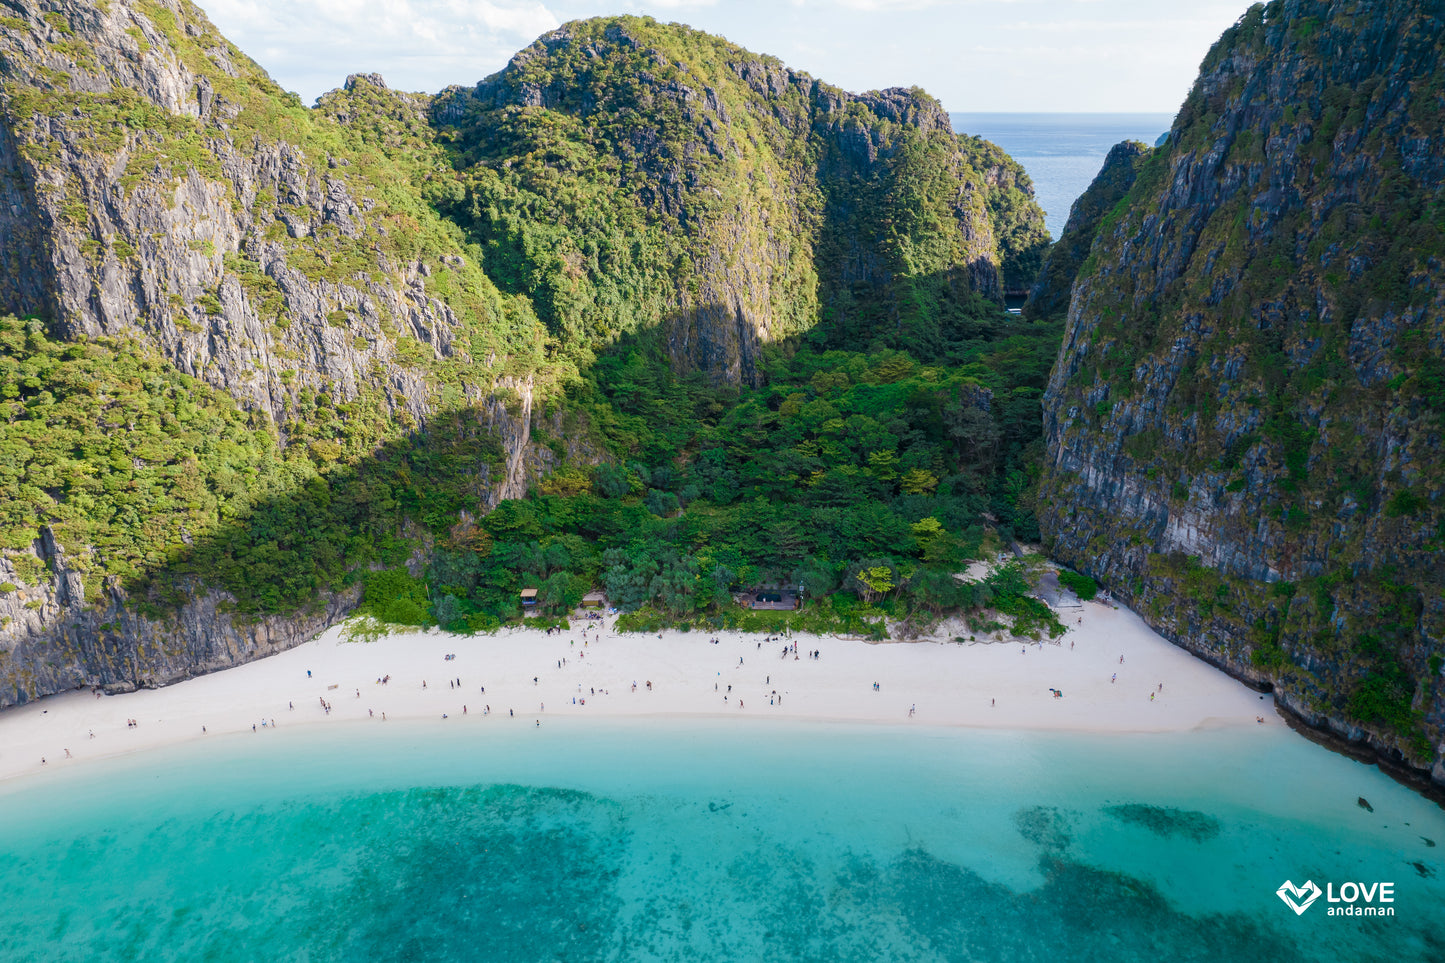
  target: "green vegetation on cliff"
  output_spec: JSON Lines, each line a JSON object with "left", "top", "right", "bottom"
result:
{"left": 1024, "top": 140, "right": 1151, "bottom": 320}
{"left": 1039, "top": 0, "right": 1445, "bottom": 766}
{"left": 0, "top": 0, "right": 1060, "bottom": 678}
{"left": 427, "top": 16, "right": 1047, "bottom": 378}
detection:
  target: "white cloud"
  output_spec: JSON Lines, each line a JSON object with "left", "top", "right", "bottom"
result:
{"left": 196, "top": 0, "right": 1249, "bottom": 111}
{"left": 203, "top": 0, "right": 561, "bottom": 98}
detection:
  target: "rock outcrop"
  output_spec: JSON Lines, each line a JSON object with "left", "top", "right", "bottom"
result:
{"left": 1038, "top": 0, "right": 1445, "bottom": 787}
{"left": 0, "top": 0, "right": 589, "bottom": 704}
{"left": 1024, "top": 140, "right": 1151, "bottom": 320}
{"left": 0, "top": 3, "right": 1043, "bottom": 705}
{"left": 430, "top": 16, "right": 1047, "bottom": 383}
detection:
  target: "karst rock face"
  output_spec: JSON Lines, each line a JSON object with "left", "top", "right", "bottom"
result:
{"left": 0, "top": 0, "right": 590, "bottom": 700}
{"left": 1025, "top": 140, "right": 1152, "bottom": 321}
{"left": 0, "top": 2, "right": 1045, "bottom": 703}
{"left": 428, "top": 16, "right": 1046, "bottom": 386}
{"left": 1039, "top": 0, "right": 1445, "bottom": 785}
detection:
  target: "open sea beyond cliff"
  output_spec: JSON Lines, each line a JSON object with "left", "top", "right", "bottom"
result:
{"left": 1, "top": 719, "right": 1440, "bottom": 961}
{"left": 951, "top": 113, "right": 1174, "bottom": 239}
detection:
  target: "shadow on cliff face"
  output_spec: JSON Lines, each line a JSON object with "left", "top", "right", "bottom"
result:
{"left": 0, "top": 283, "right": 1059, "bottom": 703}
{"left": 0, "top": 399, "right": 522, "bottom": 704}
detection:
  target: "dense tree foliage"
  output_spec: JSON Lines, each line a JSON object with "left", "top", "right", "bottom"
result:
{"left": 0, "top": 9, "right": 1061, "bottom": 642}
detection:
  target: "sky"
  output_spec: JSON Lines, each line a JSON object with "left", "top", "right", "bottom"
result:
{"left": 200, "top": 0, "right": 1253, "bottom": 114}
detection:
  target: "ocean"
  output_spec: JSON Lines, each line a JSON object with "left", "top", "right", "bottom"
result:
{"left": 951, "top": 113, "right": 1176, "bottom": 240}
{"left": 1, "top": 719, "right": 1440, "bottom": 961}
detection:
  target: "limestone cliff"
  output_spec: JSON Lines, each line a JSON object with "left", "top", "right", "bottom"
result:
{"left": 1038, "top": 0, "right": 1445, "bottom": 788}
{"left": 429, "top": 16, "right": 1047, "bottom": 383}
{"left": 0, "top": 2, "right": 1045, "bottom": 704}
{"left": 1024, "top": 140, "right": 1151, "bottom": 320}
{"left": 0, "top": 0, "right": 584, "bottom": 703}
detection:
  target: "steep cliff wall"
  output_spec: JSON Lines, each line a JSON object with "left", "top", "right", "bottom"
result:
{"left": 430, "top": 17, "right": 1048, "bottom": 383}
{"left": 0, "top": 0, "right": 586, "bottom": 704}
{"left": 0, "top": 2, "right": 1044, "bottom": 705}
{"left": 1038, "top": 0, "right": 1445, "bottom": 786}
{"left": 1024, "top": 140, "right": 1151, "bottom": 320}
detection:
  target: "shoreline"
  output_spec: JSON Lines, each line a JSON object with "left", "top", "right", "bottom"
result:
{"left": 0, "top": 596, "right": 1279, "bottom": 785}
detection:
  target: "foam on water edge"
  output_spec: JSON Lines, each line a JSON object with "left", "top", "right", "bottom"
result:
{"left": 1, "top": 719, "right": 1440, "bottom": 962}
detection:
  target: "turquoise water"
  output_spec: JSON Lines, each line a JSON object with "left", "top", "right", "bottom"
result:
{"left": 951, "top": 113, "right": 1175, "bottom": 239}
{"left": 0, "top": 720, "right": 1441, "bottom": 961}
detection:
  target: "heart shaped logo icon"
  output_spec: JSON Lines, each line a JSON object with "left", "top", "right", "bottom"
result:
{"left": 1276, "top": 879, "right": 1322, "bottom": 915}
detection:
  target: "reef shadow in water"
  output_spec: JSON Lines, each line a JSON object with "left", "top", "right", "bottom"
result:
{"left": 1103, "top": 803, "right": 1222, "bottom": 842}
{"left": 890, "top": 848, "right": 1306, "bottom": 963}
{"left": 1013, "top": 805, "right": 1074, "bottom": 851}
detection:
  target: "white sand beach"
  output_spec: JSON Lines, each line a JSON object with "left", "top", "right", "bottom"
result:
{"left": 0, "top": 597, "right": 1276, "bottom": 782}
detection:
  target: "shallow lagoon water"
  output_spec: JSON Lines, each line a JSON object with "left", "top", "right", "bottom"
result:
{"left": 1, "top": 719, "right": 1441, "bottom": 962}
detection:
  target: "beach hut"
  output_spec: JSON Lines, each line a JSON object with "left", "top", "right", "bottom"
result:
{"left": 520, "top": 588, "right": 539, "bottom": 608}
{"left": 581, "top": 592, "right": 606, "bottom": 609}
